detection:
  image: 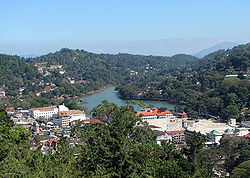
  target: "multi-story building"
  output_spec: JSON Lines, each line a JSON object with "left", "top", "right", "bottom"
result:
{"left": 29, "top": 104, "right": 69, "bottom": 119}
{"left": 59, "top": 110, "right": 87, "bottom": 127}
{"left": 136, "top": 108, "right": 187, "bottom": 132}
{"left": 165, "top": 130, "right": 185, "bottom": 144}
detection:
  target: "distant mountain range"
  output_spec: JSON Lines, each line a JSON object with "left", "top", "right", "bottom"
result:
{"left": 194, "top": 41, "right": 239, "bottom": 58}
{"left": 1, "top": 39, "right": 240, "bottom": 57}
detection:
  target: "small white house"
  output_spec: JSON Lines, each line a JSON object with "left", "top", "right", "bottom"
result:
{"left": 0, "top": 88, "right": 6, "bottom": 97}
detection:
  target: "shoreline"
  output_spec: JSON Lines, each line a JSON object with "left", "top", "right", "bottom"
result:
{"left": 81, "top": 85, "right": 114, "bottom": 97}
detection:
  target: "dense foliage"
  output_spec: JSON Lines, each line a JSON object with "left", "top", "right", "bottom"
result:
{"left": 117, "top": 43, "right": 250, "bottom": 120}
{"left": 0, "top": 54, "right": 43, "bottom": 96}
{"left": 0, "top": 103, "right": 214, "bottom": 177}
{"left": 1, "top": 44, "right": 249, "bottom": 117}
{"left": 0, "top": 49, "right": 199, "bottom": 109}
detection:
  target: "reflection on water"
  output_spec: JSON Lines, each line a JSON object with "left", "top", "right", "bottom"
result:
{"left": 80, "top": 87, "right": 175, "bottom": 116}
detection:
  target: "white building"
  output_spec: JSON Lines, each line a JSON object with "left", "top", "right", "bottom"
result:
{"left": 29, "top": 104, "right": 69, "bottom": 119}
{"left": 59, "top": 110, "right": 87, "bottom": 127}
{"left": 235, "top": 128, "right": 250, "bottom": 136}
{"left": 186, "top": 119, "right": 235, "bottom": 135}
{"left": 152, "top": 130, "right": 172, "bottom": 145}
{"left": 137, "top": 108, "right": 186, "bottom": 132}
{"left": 186, "top": 119, "right": 249, "bottom": 145}
{"left": 0, "top": 88, "right": 6, "bottom": 98}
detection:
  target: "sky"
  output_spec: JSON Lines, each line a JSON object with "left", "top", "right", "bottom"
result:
{"left": 1, "top": 0, "right": 250, "bottom": 56}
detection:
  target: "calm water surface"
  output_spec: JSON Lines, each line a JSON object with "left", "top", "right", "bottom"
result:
{"left": 80, "top": 87, "right": 175, "bottom": 116}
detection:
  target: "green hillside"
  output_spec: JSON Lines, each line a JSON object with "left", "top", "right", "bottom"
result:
{"left": 116, "top": 43, "right": 250, "bottom": 120}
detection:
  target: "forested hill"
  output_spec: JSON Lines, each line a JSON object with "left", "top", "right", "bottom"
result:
{"left": 33, "top": 48, "right": 199, "bottom": 79}
{"left": 116, "top": 43, "right": 250, "bottom": 121}
{"left": 195, "top": 43, "right": 250, "bottom": 72}
{"left": 0, "top": 49, "right": 198, "bottom": 108}
{"left": 30, "top": 48, "right": 199, "bottom": 93}
{"left": 0, "top": 54, "right": 43, "bottom": 96}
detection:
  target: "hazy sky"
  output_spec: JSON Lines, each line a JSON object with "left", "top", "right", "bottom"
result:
{"left": 1, "top": 0, "right": 250, "bottom": 56}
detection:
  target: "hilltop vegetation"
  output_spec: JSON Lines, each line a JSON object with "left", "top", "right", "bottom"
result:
{"left": 0, "top": 54, "right": 43, "bottom": 96}
{"left": 0, "top": 49, "right": 198, "bottom": 108}
{"left": 117, "top": 43, "right": 250, "bottom": 120}
{"left": 0, "top": 103, "right": 213, "bottom": 177}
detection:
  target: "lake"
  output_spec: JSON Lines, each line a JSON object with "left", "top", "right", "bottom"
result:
{"left": 80, "top": 87, "right": 175, "bottom": 116}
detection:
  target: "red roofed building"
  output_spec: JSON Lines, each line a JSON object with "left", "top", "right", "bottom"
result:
{"left": 5, "top": 107, "right": 15, "bottom": 115}
{"left": 243, "top": 133, "right": 250, "bottom": 142}
{"left": 70, "top": 119, "right": 102, "bottom": 127}
{"left": 83, "top": 119, "right": 102, "bottom": 124}
{"left": 136, "top": 108, "right": 186, "bottom": 132}
{"left": 244, "top": 133, "right": 250, "bottom": 138}
{"left": 136, "top": 108, "right": 173, "bottom": 119}
{"left": 174, "top": 112, "right": 188, "bottom": 118}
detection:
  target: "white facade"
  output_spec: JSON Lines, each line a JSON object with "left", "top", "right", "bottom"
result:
{"left": 0, "top": 88, "right": 6, "bottom": 97}
{"left": 186, "top": 119, "right": 234, "bottom": 134}
{"left": 155, "top": 133, "right": 172, "bottom": 145}
{"left": 235, "top": 128, "right": 249, "bottom": 136}
{"left": 141, "top": 116, "right": 186, "bottom": 132}
{"left": 141, "top": 113, "right": 174, "bottom": 120}
{"left": 207, "top": 132, "right": 224, "bottom": 144}
{"left": 59, "top": 110, "right": 87, "bottom": 127}
{"left": 29, "top": 104, "right": 69, "bottom": 119}
{"left": 138, "top": 108, "right": 186, "bottom": 132}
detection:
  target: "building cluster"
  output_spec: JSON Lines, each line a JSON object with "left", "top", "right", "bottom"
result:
{"left": 136, "top": 107, "right": 250, "bottom": 146}
{"left": 5, "top": 103, "right": 250, "bottom": 153}
{"left": 5, "top": 104, "right": 102, "bottom": 154}
{"left": 35, "top": 86, "right": 56, "bottom": 96}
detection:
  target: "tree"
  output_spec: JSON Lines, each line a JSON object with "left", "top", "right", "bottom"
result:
{"left": 221, "top": 105, "right": 240, "bottom": 121}
{"left": 231, "top": 160, "right": 250, "bottom": 178}
{"left": 184, "top": 132, "right": 206, "bottom": 160}
{"left": 220, "top": 135, "right": 249, "bottom": 171}
{"left": 74, "top": 101, "right": 191, "bottom": 177}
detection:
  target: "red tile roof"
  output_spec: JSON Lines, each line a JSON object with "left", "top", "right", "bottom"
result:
{"left": 32, "top": 106, "right": 57, "bottom": 111}
{"left": 244, "top": 133, "right": 250, "bottom": 138}
{"left": 5, "top": 107, "right": 15, "bottom": 112}
{"left": 48, "top": 139, "right": 59, "bottom": 143}
{"left": 83, "top": 119, "right": 102, "bottom": 124}
{"left": 136, "top": 108, "right": 172, "bottom": 116}
{"left": 165, "top": 130, "right": 184, "bottom": 134}
{"left": 174, "top": 112, "right": 187, "bottom": 116}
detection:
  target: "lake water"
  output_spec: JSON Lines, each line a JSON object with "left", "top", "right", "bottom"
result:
{"left": 80, "top": 87, "right": 175, "bottom": 116}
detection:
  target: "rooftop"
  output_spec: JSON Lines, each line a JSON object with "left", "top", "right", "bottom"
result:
{"left": 137, "top": 108, "right": 172, "bottom": 117}
{"left": 210, "top": 130, "right": 219, "bottom": 134}
{"left": 224, "top": 128, "right": 234, "bottom": 133}
{"left": 165, "top": 130, "right": 184, "bottom": 134}
{"left": 187, "top": 119, "right": 234, "bottom": 134}
{"left": 31, "top": 106, "right": 57, "bottom": 111}
{"left": 174, "top": 112, "right": 188, "bottom": 116}
{"left": 83, "top": 119, "right": 102, "bottom": 124}
{"left": 59, "top": 110, "right": 85, "bottom": 116}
